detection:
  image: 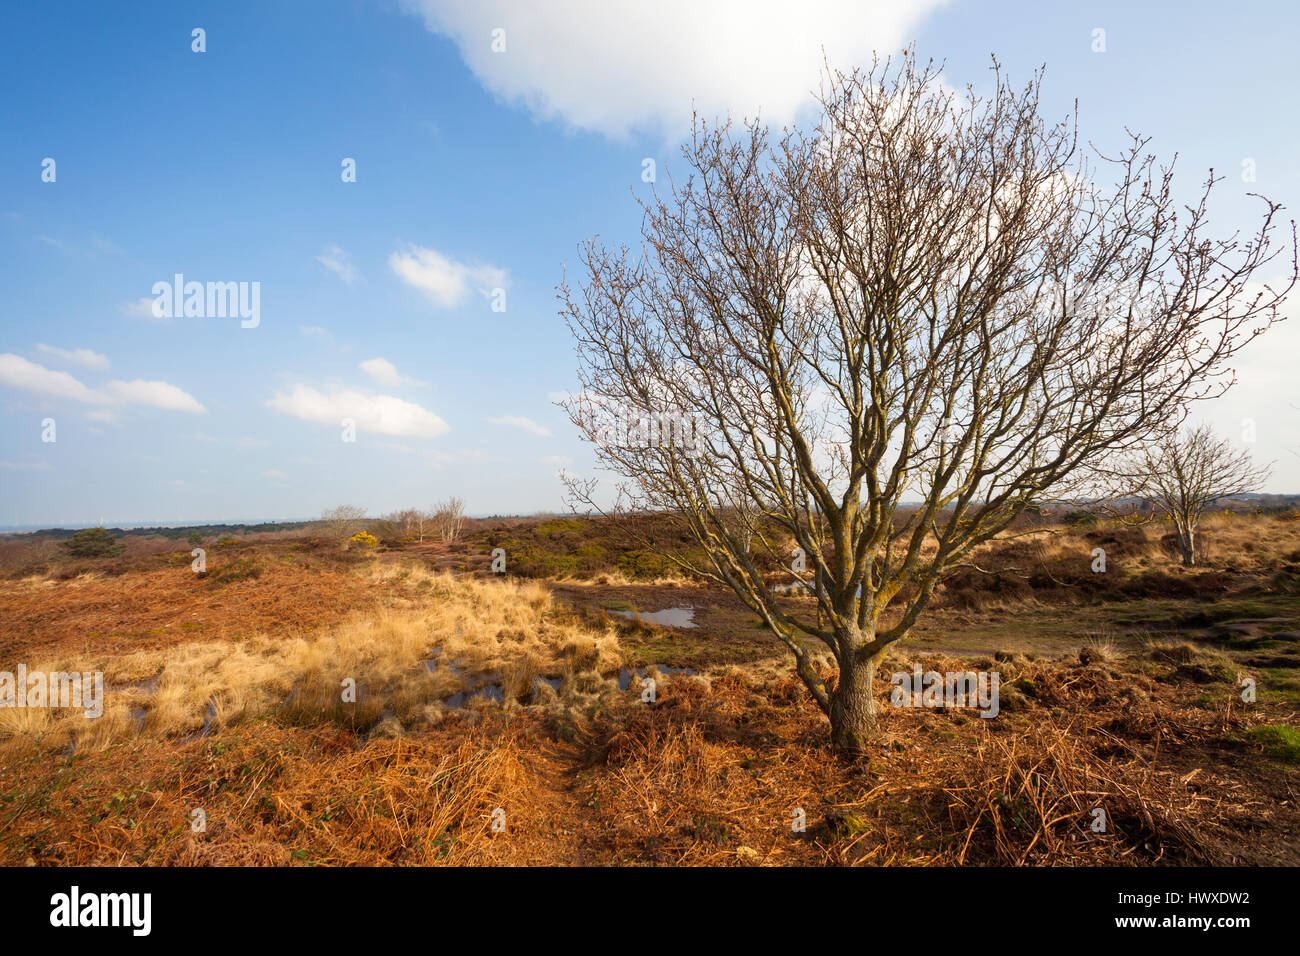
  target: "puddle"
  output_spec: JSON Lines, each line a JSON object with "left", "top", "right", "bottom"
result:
{"left": 200, "top": 701, "right": 217, "bottom": 735}
{"left": 610, "top": 606, "right": 699, "bottom": 628}
{"left": 106, "top": 674, "right": 160, "bottom": 695}
{"left": 102, "top": 653, "right": 599, "bottom": 736}
{"left": 445, "top": 684, "right": 503, "bottom": 707}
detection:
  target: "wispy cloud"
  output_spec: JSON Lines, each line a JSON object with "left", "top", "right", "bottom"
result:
{"left": 37, "top": 233, "right": 123, "bottom": 258}
{"left": 191, "top": 432, "right": 271, "bottom": 449}
{"left": 389, "top": 244, "right": 508, "bottom": 308}
{"left": 316, "top": 245, "right": 360, "bottom": 283}
{"left": 100, "top": 379, "right": 206, "bottom": 413}
{"left": 35, "top": 343, "right": 109, "bottom": 370}
{"left": 489, "top": 415, "right": 553, "bottom": 437}
{"left": 120, "top": 297, "right": 166, "bottom": 322}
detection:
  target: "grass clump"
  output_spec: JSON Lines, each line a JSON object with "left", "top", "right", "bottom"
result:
{"left": 1248, "top": 725, "right": 1300, "bottom": 763}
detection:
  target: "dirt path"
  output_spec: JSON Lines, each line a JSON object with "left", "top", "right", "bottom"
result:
{"left": 519, "top": 738, "right": 610, "bottom": 865}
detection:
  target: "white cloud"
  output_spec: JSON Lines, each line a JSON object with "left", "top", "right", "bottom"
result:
{"left": 398, "top": 0, "right": 946, "bottom": 139}
{"left": 34, "top": 343, "right": 109, "bottom": 370}
{"left": 0, "top": 354, "right": 98, "bottom": 402}
{"left": 539, "top": 454, "right": 572, "bottom": 466}
{"left": 267, "top": 384, "right": 449, "bottom": 438}
{"left": 389, "top": 244, "right": 508, "bottom": 308}
{"left": 360, "top": 357, "right": 402, "bottom": 386}
{"left": 120, "top": 297, "right": 166, "bottom": 322}
{"left": 316, "top": 245, "right": 360, "bottom": 283}
{"left": 263, "top": 469, "right": 288, "bottom": 480}
{"left": 0, "top": 354, "right": 205, "bottom": 413}
{"left": 101, "top": 379, "right": 207, "bottom": 414}
{"left": 489, "top": 415, "right": 552, "bottom": 437}
{"left": 360, "top": 357, "right": 425, "bottom": 387}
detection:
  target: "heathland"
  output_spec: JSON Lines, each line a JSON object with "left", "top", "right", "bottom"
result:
{"left": 0, "top": 508, "right": 1297, "bottom": 865}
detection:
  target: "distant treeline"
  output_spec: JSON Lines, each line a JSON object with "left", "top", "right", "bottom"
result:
{"left": 28, "top": 521, "right": 316, "bottom": 541}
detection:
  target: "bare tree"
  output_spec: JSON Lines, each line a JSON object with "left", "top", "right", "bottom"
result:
{"left": 322, "top": 504, "right": 367, "bottom": 539}
{"left": 432, "top": 496, "right": 466, "bottom": 542}
{"left": 386, "top": 508, "right": 429, "bottom": 541}
{"left": 560, "top": 51, "right": 1294, "bottom": 752}
{"left": 1134, "top": 424, "right": 1270, "bottom": 566}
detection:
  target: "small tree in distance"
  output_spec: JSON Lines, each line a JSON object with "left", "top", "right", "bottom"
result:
{"left": 322, "top": 504, "right": 367, "bottom": 539}
{"left": 386, "top": 508, "right": 429, "bottom": 541}
{"left": 432, "top": 497, "right": 466, "bottom": 542}
{"left": 1135, "top": 424, "right": 1270, "bottom": 566}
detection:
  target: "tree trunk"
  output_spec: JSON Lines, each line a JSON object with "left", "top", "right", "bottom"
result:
{"left": 1179, "top": 525, "right": 1195, "bottom": 566}
{"left": 829, "top": 650, "right": 879, "bottom": 755}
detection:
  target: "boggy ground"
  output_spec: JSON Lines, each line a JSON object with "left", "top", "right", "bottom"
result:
{"left": 0, "top": 512, "right": 1297, "bottom": 865}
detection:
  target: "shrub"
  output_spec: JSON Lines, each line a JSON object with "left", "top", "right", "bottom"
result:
{"left": 1062, "top": 510, "right": 1098, "bottom": 528}
{"left": 617, "top": 548, "right": 678, "bottom": 580}
{"left": 59, "top": 527, "right": 125, "bottom": 558}
{"left": 350, "top": 531, "right": 379, "bottom": 548}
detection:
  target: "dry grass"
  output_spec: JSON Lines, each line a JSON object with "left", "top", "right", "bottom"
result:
{"left": 2, "top": 723, "right": 541, "bottom": 865}
{"left": 2, "top": 513, "right": 1297, "bottom": 866}
{"left": 0, "top": 572, "right": 623, "bottom": 755}
{"left": 2, "top": 643, "right": 1294, "bottom": 866}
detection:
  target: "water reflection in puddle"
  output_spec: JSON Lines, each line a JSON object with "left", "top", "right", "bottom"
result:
{"left": 610, "top": 606, "right": 699, "bottom": 628}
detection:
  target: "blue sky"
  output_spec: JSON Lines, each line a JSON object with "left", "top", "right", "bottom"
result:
{"left": 1, "top": 0, "right": 1297, "bottom": 528}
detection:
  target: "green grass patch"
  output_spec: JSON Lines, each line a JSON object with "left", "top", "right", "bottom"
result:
{"left": 1247, "top": 725, "right": 1300, "bottom": 764}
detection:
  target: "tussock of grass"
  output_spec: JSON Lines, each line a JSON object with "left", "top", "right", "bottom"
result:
{"left": 0, "top": 573, "right": 623, "bottom": 753}
{"left": 1079, "top": 632, "right": 1119, "bottom": 665}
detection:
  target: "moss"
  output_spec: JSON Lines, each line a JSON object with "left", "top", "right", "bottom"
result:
{"left": 1248, "top": 725, "right": 1300, "bottom": 764}
{"left": 825, "top": 811, "right": 870, "bottom": 836}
